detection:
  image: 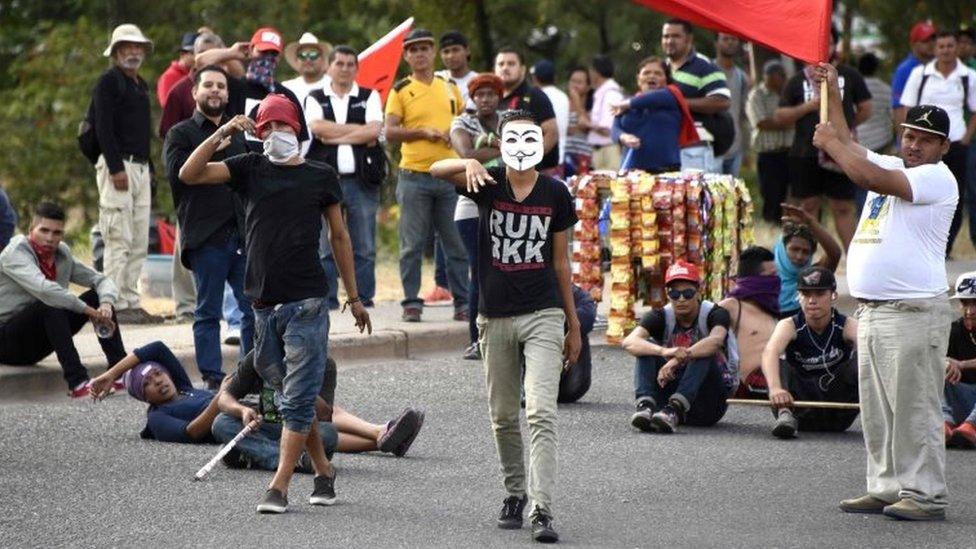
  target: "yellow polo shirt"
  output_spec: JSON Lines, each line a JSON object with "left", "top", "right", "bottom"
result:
{"left": 385, "top": 75, "right": 462, "bottom": 172}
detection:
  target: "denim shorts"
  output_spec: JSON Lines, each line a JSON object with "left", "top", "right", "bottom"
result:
{"left": 252, "top": 296, "right": 330, "bottom": 434}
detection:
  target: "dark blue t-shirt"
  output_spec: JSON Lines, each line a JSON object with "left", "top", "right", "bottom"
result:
{"left": 785, "top": 309, "right": 852, "bottom": 376}
{"left": 134, "top": 341, "right": 215, "bottom": 443}
{"left": 612, "top": 89, "right": 682, "bottom": 172}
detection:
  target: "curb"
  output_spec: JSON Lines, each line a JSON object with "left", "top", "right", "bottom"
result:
{"left": 0, "top": 325, "right": 472, "bottom": 400}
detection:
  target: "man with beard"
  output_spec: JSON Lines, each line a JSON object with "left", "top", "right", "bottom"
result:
{"left": 163, "top": 65, "right": 253, "bottom": 390}
{"left": 494, "top": 48, "right": 560, "bottom": 176}
{"left": 92, "top": 24, "right": 159, "bottom": 324}
{"left": 195, "top": 27, "right": 309, "bottom": 153}
{"left": 282, "top": 32, "right": 331, "bottom": 103}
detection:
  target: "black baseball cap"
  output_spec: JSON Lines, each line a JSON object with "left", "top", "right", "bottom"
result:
{"left": 796, "top": 266, "right": 836, "bottom": 291}
{"left": 531, "top": 59, "right": 555, "bottom": 82}
{"left": 440, "top": 30, "right": 468, "bottom": 49}
{"left": 404, "top": 28, "right": 435, "bottom": 48}
{"left": 180, "top": 32, "right": 198, "bottom": 52}
{"left": 901, "top": 105, "right": 950, "bottom": 139}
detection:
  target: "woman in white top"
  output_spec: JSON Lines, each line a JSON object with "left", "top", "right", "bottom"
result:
{"left": 449, "top": 73, "right": 505, "bottom": 360}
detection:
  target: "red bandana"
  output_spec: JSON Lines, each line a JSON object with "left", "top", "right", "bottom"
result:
{"left": 29, "top": 238, "right": 57, "bottom": 281}
{"left": 665, "top": 84, "right": 701, "bottom": 147}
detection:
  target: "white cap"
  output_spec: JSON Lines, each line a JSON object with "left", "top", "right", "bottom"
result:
{"left": 950, "top": 271, "right": 976, "bottom": 299}
{"left": 103, "top": 23, "right": 153, "bottom": 57}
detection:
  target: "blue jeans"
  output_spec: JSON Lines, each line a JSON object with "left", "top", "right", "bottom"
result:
{"left": 680, "top": 144, "right": 722, "bottom": 174}
{"left": 396, "top": 170, "right": 469, "bottom": 309}
{"left": 434, "top": 238, "right": 448, "bottom": 288}
{"left": 721, "top": 149, "right": 743, "bottom": 177}
{"left": 633, "top": 355, "right": 728, "bottom": 426}
{"left": 321, "top": 175, "right": 380, "bottom": 305}
{"left": 943, "top": 381, "right": 976, "bottom": 425}
{"left": 456, "top": 217, "right": 479, "bottom": 343}
{"left": 223, "top": 283, "right": 242, "bottom": 330}
{"left": 212, "top": 413, "right": 338, "bottom": 469}
{"left": 253, "top": 297, "right": 330, "bottom": 434}
{"left": 186, "top": 235, "right": 254, "bottom": 381}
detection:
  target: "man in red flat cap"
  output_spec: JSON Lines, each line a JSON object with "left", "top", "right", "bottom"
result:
{"left": 195, "top": 27, "right": 309, "bottom": 152}
{"left": 179, "top": 94, "right": 371, "bottom": 515}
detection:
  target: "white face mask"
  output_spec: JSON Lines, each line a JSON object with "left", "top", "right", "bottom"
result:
{"left": 500, "top": 121, "right": 544, "bottom": 171}
{"left": 263, "top": 131, "right": 299, "bottom": 163}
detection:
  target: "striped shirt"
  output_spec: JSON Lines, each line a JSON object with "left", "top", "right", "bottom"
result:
{"left": 745, "top": 83, "right": 792, "bottom": 153}
{"left": 858, "top": 77, "right": 893, "bottom": 152}
{"left": 669, "top": 49, "right": 730, "bottom": 124}
{"left": 565, "top": 111, "right": 593, "bottom": 157}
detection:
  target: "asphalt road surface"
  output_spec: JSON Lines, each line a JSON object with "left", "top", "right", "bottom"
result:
{"left": 2, "top": 347, "right": 974, "bottom": 548}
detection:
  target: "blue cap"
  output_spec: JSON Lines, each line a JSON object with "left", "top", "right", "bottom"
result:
{"left": 531, "top": 59, "right": 555, "bottom": 83}
{"left": 180, "top": 32, "right": 198, "bottom": 52}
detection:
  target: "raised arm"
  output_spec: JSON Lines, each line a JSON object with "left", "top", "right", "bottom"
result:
{"left": 781, "top": 203, "right": 842, "bottom": 271}
{"left": 195, "top": 42, "right": 249, "bottom": 70}
{"left": 179, "top": 115, "right": 253, "bottom": 185}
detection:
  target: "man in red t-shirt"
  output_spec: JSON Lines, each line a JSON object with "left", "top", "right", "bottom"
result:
{"left": 157, "top": 32, "right": 197, "bottom": 107}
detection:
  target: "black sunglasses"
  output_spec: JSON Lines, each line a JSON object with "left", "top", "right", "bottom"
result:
{"left": 667, "top": 288, "right": 697, "bottom": 301}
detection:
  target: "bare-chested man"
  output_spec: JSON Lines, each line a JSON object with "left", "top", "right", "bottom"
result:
{"left": 719, "top": 246, "right": 780, "bottom": 398}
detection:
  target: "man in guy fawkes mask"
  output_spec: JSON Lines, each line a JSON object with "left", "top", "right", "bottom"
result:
{"left": 178, "top": 93, "right": 372, "bottom": 514}
{"left": 90, "top": 24, "right": 160, "bottom": 325}
{"left": 194, "top": 27, "right": 310, "bottom": 153}
{"left": 430, "top": 110, "right": 581, "bottom": 543}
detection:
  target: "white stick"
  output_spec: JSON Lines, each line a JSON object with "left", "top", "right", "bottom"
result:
{"left": 193, "top": 422, "right": 255, "bottom": 481}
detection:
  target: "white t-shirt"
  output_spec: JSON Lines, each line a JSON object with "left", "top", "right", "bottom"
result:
{"left": 899, "top": 60, "right": 976, "bottom": 142}
{"left": 303, "top": 83, "right": 384, "bottom": 174}
{"left": 847, "top": 151, "right": 957, "bottom": 300}
{"left": 435, "top": 69, "right": 478, "bottom": 108}
{"left": 281, "top": 75, "right": 330, "bottom": 104}
{"left": 542, "top": 85, "right": 570, "bottom": 165}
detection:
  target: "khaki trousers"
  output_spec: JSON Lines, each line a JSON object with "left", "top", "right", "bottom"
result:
{"left": 591, "top": 144, "right": 622, "bottom": 171}
{"left": 478, "top": 307, "right": 565, "bottom": 518}
{"left": 96, "top": 155, "right": 151, "bottom": 310}
{"left": 856, "top": 295, "right": 952, "bottom": 510}
{"left": 171, "top": 224, "right": 197, "bottom": 316}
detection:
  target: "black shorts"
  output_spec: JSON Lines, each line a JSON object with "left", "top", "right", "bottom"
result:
{"left": 789, "top": 156, "right": 856, "bottom": 200}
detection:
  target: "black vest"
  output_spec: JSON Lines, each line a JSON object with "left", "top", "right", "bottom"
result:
{"left": 306, "top": 86, "right": 374, "bottom": 173}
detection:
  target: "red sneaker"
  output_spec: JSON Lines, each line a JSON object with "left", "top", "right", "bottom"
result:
{"left": 423, "top": 285, "right": 452, "bottom": 304}
{"left": 69, "top": 381, "right": 92, "bottom": 399}
{"left": 111, "top": 379, "right": 125, "bottom": 394}
{"left": 949, "top": 422, "right": 976, "bottom": 449}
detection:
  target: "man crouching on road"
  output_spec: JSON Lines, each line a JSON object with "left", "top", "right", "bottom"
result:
{"left": 813, "top": 62, "right": 956, "bottom": 521}
{"left": 179, "top": 94, "right": 371, "bottom": 514}
{"left": 622, "top": 260, "right": 734, "bottom": 434}
{"left": 431, "top": 110, "right": 580, "bottom": 544}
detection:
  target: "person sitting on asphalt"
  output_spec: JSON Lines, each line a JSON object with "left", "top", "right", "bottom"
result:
{"left": 775, "top": 203, "right": 843, "bottom": 318}
{"left": 719, "top": 246, "right": 781, "bottom": 399}
{"left": 943, "top": 271, "right": 976, "bottom": 449}
{"left": 622, "top": 260, "right": 734, "bottom": 434}
{"left": 558, "top": 284, "right": 598, "bottom": 403}
{"left": 215, "top": 349, "right": 425, "bottom": 471}
{"left": 760, "top": 266, "right": 860, "bottom": 439}
{"left": 0, "top": 201, "right": 127, "bottom": 399}
{"left": 91, "top": 341, "right": 421, "bottom": 456}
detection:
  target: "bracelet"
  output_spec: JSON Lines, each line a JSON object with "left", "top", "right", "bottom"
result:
{"left": 345, "top": 297, "right": 360, "bottom": 304}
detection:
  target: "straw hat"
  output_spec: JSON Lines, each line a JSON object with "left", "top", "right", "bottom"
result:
{"left": 103, "top": 23, "right": 153, "bottom": 57}
{"left": 284, "top": 32, "right": 333, "bottom": 72}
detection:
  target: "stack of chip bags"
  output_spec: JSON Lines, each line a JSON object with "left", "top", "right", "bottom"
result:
{"left": 606, "top": 176, "right": 637, "bottom": 344}
{"left": 571, "top": 174, "right": 603, "bottom": 301}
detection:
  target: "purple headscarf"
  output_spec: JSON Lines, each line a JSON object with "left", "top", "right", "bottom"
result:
{"left": 123, "top": 362, "right": 163, "bottom": 402}
{"left": 727, "top": 275, "right": 781, "bottom": 317}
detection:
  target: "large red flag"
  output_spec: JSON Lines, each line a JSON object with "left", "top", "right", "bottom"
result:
{"left": 357, "top": 17, "right": 413, "bottom": 105}
{"left": 633, "top": 0, "right": 832, "bottom": 63}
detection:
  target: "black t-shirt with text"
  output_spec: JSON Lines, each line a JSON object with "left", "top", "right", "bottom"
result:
{"left": 947, "top": 318, "right": 976, "bottom": 385}
{"left": 459, "top": 166, "right": 577, "bottom": 317}
{"left": 224, "top": 153, "right": 342, "bottom": 304}
{"left": 780, "top": 63, "right": 871, "bottom": 158}
{"left": 639, "top": 305, "right": 731, "bottom": 347}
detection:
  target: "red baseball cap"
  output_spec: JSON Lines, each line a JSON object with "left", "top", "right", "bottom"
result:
{"left": 665, "top": 260, "right": 701, "bottom": 286}
{"left": 251, "top": 27, "right": 283, "bottom": 53}
{"left": 255, "top": 94, "right": 301, "bottom": 139}
{"left": 909, "top": 21, "right": 936, "bottom": 43}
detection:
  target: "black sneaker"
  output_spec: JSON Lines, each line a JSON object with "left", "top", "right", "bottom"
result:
{"left": 498, "top": 494, "right": 528, "bottom": 529}
{"left": 393, "top": 409, "right": 425, "bottom": 457}
{"left": 402, "top": 306, "right": 422, "bottom": 322}
{"left": 294, "top": 452, "right": 314, "bottom": 474}
{"left": 650, "top": 404, "right": 679, "bottom": 434}
{"left": 309, "top": 472, "right": 337, "bottom": 506}
{"left": 530, "top": 509, "right": 559, "bottom": 543}
{"left": 630, "top": 398, "right": 656, "bottom": 432}
{"left": 256, "top": 488, "right": 288, "bottom": 514}
{"left": 221, "top": 447, "right": 252, "bottom": 470}
{"left": 205, "top": 377, "right": 222, "bottom": 391}
{"left": 378, "top": 408, "right": 421, "bottom": 453}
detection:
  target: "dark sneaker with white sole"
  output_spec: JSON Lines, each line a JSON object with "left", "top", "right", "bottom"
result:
{"left": 309, "top": 472, "right": 337, "bottom": 506}
{"left": 530, "top": 509, "right": 559, "bottom": 543}
{"left": 650, "top": 404, "right": 680, "bottom": 434}
{"left": 772, "top": 409, "right": 798, "bottom": 439}
{"left": 393, "top": 409, "right": 425, "bottom": 457}
{"left": 257, "top": 489, "right": 288, "bottom": 514}
{"left": 498, "top": 494, "right": 528, "bottom": 529}
{"left": 379, "top": 408, "right": 422, "bottom": 454}
{"left": 630, "top": 398, "right": 656, "bottom": 432}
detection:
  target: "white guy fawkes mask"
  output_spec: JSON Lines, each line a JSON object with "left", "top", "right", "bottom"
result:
{"left": 500, "top": 121, "right": 544, "bottom": 171}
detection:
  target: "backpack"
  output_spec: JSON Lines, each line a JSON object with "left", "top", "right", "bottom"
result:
{"left": 77, "top": 70, "right": 126, "bottom": 165}
{"left": 701, "top": 111, "right": 735, "bottom": 157}
{"left": 663, "top": 300, "right": 740, "bottom": 394}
